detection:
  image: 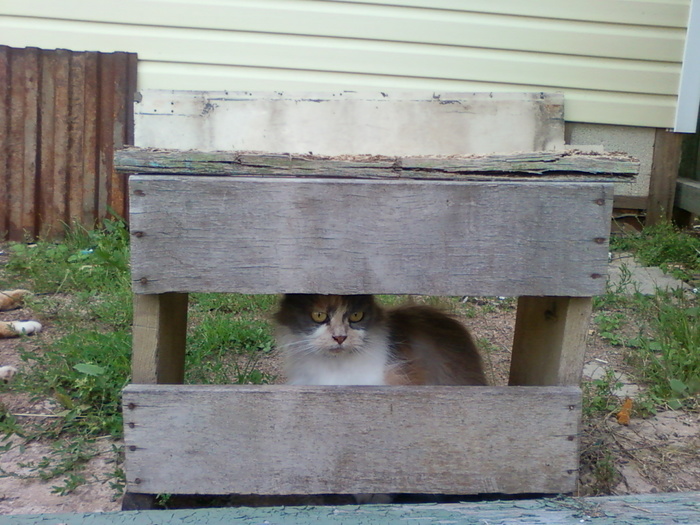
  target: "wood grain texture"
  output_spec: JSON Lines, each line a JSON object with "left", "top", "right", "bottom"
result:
{"left": 647, "top": 129, "right": 683, "bottom": 225}
{"left": 0, "top": 47, "right": 9, "bottom": 238}
{"left": 115, "top": 148, "right": 639, "bottom": 182}
{"left": 509, "top": 296, "right": 594, "bottom": 386}
{"left": 675, "top": 177, "right": 700, "bottom": 215}
{"left": 123, "top": 385, "right": 581, "bottom": 495}
{"left": 1, "top": 46, "right": 137, "bottom": 241}
{"left": 129, "top": 176, "right": 613, "bottom": 296}
{"left": 135, "top": 92, "right": 565, "bottom": 156}
{"left": 131, "top": 293, "right": 188, "bottom": 384}
{"left": 6, "top": 491, "right": 700, "bottom": 524}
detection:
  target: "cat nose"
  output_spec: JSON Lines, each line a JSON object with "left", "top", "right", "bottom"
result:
{"left": 332, "top": 335, "right": 347, "bottom": 345}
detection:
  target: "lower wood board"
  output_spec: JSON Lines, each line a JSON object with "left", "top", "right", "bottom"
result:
{"left": 4, "top": 492, "right": 699, "bottom": 525}
{"left": 122, "top": 385, "right": 581, "bottom": 496}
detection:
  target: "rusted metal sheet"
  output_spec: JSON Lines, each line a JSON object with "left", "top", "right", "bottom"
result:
{"left": 0, "top": 46, "right": 137, "bottom": 241}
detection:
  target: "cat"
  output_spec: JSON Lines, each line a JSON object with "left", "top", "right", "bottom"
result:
{"left": 274, "top": 294, "right": 487, "bottom": 386}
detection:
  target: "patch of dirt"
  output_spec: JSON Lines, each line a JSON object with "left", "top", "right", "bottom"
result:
{"left": 0, "top": 274, "right": 698, "bottom": 515}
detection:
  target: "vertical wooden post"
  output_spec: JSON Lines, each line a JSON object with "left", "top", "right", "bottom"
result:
{"left": 647, "top": 129, "right": 683, "bottom": 226}
{"left": 132, "top": 292, "right": 189, "bottom": 384}
{"left": 509, "top": 296, "right": 593, "bottom": 387}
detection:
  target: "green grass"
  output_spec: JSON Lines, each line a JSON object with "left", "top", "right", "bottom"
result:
{"left": 2, "top": 218, "right": 698, "bottom": 497}
{"left": 611, "top": 221, "right": 700, "bottom": 283}
{"left": 591, "top": 221, "right": 700, "bottom": 412}
{"left": 1, "top": 219, "right": 275, "bottom": 495}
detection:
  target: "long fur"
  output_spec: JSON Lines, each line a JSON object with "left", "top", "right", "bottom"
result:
{"left": 274, "top": 294, "right": 487, "bottom": 386}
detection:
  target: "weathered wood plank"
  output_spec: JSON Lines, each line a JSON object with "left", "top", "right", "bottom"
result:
{"left": 129, "top": 176, "right": 613, "bottom": 296}
{"left": 123, "top": 385, "right": 581, "bottom": 495}
{"left": 67, "top": 52, "right": 87, "bottom": 226}
{"left": 509, "top": 296, "right": 594, "bottom": 386}
{"left": 131, "top": 293, "right": 188, "bottom": 384}
{"left": 5, "top": 492, "right": 700, "bottom": 525}
{"left": 135, "top": 91, "right": 565, "bottom": 156}
{"left": 647, "top": 129, "right": 684, "bottom": 225}
{"left": 8, "top": 48, "right": 40, "bottom": 239}
{"left": 115, "top": 148, "right": 639, "bottom": 182}
{"left": 675, "top": 177, "right": 700, "bottom": 215}
{"left": 0, "top": 47, "right": 10, "bottom": 238}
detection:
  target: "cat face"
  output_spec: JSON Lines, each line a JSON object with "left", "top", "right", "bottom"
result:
{"left": 274, "top": 294, "right": 382, "bottom": 356}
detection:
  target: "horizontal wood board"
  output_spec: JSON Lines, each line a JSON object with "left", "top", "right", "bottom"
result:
{"left": 133, "top": 92, "right": 565, "bottom": 156}
{"left": 115, "top": 148, "right": 639, "bottom": 182}
{"left": 129, "top": 176, "right": 613, "bottom": 296}
{"left": 675, "top": 177, "right": 700, "bottom": 215}
{"left": 5, "top": 492, "right": 700, "bottom": 525}
{"left": 123, "top": 385, "right": 581, "bottom": 496}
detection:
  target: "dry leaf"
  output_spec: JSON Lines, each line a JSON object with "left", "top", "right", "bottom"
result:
{"left": 616, "top": 397, "right": 633, "bottom": 425}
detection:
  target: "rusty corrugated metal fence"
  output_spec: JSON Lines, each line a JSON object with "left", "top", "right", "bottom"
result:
{"left": 0, "top": 46, "right": 137, "bottom": 241}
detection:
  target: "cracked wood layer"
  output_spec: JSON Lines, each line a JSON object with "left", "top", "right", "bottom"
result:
{"left": 5, "top": 492, "right": 699, "bottom": 524}
{"left": 115, "top": 147, "right": 638, "bottom": 182}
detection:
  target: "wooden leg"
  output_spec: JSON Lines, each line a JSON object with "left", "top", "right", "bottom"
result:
{"left": 132, "top": 292, "right": 189, "bottom": 384}
{"left": 509, "top": 296, "right": 592, "bottom": 386}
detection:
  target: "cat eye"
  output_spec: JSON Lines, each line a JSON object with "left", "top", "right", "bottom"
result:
{"left": 310, "top": 311, "right": 328, "bottom": 323}
{"left": 348, "top": 311, "right": 364, "bottom": 322}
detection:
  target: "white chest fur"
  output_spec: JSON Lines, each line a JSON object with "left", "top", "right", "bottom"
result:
{"left": 278, "top": 327, "right": 390, "bottom": 386}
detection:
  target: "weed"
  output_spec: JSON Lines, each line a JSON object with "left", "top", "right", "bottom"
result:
{"left": 611, "top": 222, "right": 700, "bottom": 282}
{"left": 582, "top": 370, "right": 624, "bottom": 417}
{"left": 594, "top": 312, "right": 627, "bottom": 346}
{"left": 625, "top": 293, "right": 700, "bottom": 409}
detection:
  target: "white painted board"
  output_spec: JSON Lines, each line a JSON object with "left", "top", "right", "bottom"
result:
{"left": 134, "top": 91, "right": 564, "bottom": 155}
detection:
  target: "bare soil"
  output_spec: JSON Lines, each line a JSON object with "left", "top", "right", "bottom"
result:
{"left": 1, "top": 292, "right": 699, "bottom": 516}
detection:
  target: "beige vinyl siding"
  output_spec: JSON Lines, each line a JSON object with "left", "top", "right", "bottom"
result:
{"left": 0, "top": 0, "right": 691, "bottom": 127}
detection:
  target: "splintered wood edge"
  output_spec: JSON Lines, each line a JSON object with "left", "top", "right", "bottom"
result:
{"left": 114, "top": 147, "right": 639, "bottom": 182}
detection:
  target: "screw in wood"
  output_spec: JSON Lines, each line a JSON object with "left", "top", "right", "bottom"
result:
{"left": 133, "top": 478, "right": 142, "bottom": 484}
{"left": 594, "top": 237, "right": 606, "bottom": 244}
{"left": 139, "top": 278, "right": 148, "bottom": 285}
{"left": 133, "top": 189, "right": 145, "bottom": 196}
{"left": 595, "top": 198, "right": 605, "bottom": 206}
{"left": 590, "top": 273, "right": 604, "bottom": 279}
{"left": 132, "top": 231, "right": 144, "bottom": 238}
{"left": 127, "top": 402, "right": 137, "bottom": 410}
{"left": 128, "top": 422, "right": 136, "bottom": 428}
{"left": 129, "top": 445, "right": 137, "bottom": 452}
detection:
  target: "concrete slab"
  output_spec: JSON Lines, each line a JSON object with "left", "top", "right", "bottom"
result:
{"left": 607, "top": 253, "right": 694, "bottom": 296}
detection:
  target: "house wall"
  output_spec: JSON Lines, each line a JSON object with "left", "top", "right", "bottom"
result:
{"left": 0, "top": 0, "right": 690, "bottom": 129}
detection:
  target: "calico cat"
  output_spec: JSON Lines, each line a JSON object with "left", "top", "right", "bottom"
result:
{"left": 274, "top": 294, "right": 487, "bottom": 386}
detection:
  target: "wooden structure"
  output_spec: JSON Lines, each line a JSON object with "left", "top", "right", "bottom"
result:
{"left": 117, "top": 148, "right": 637, "bottom": 501}
{"left": 4, "top": 491, "right": 700, "bottom": 524}
{"left": 0, "top": 45, "right": 137, "bottom": 241}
